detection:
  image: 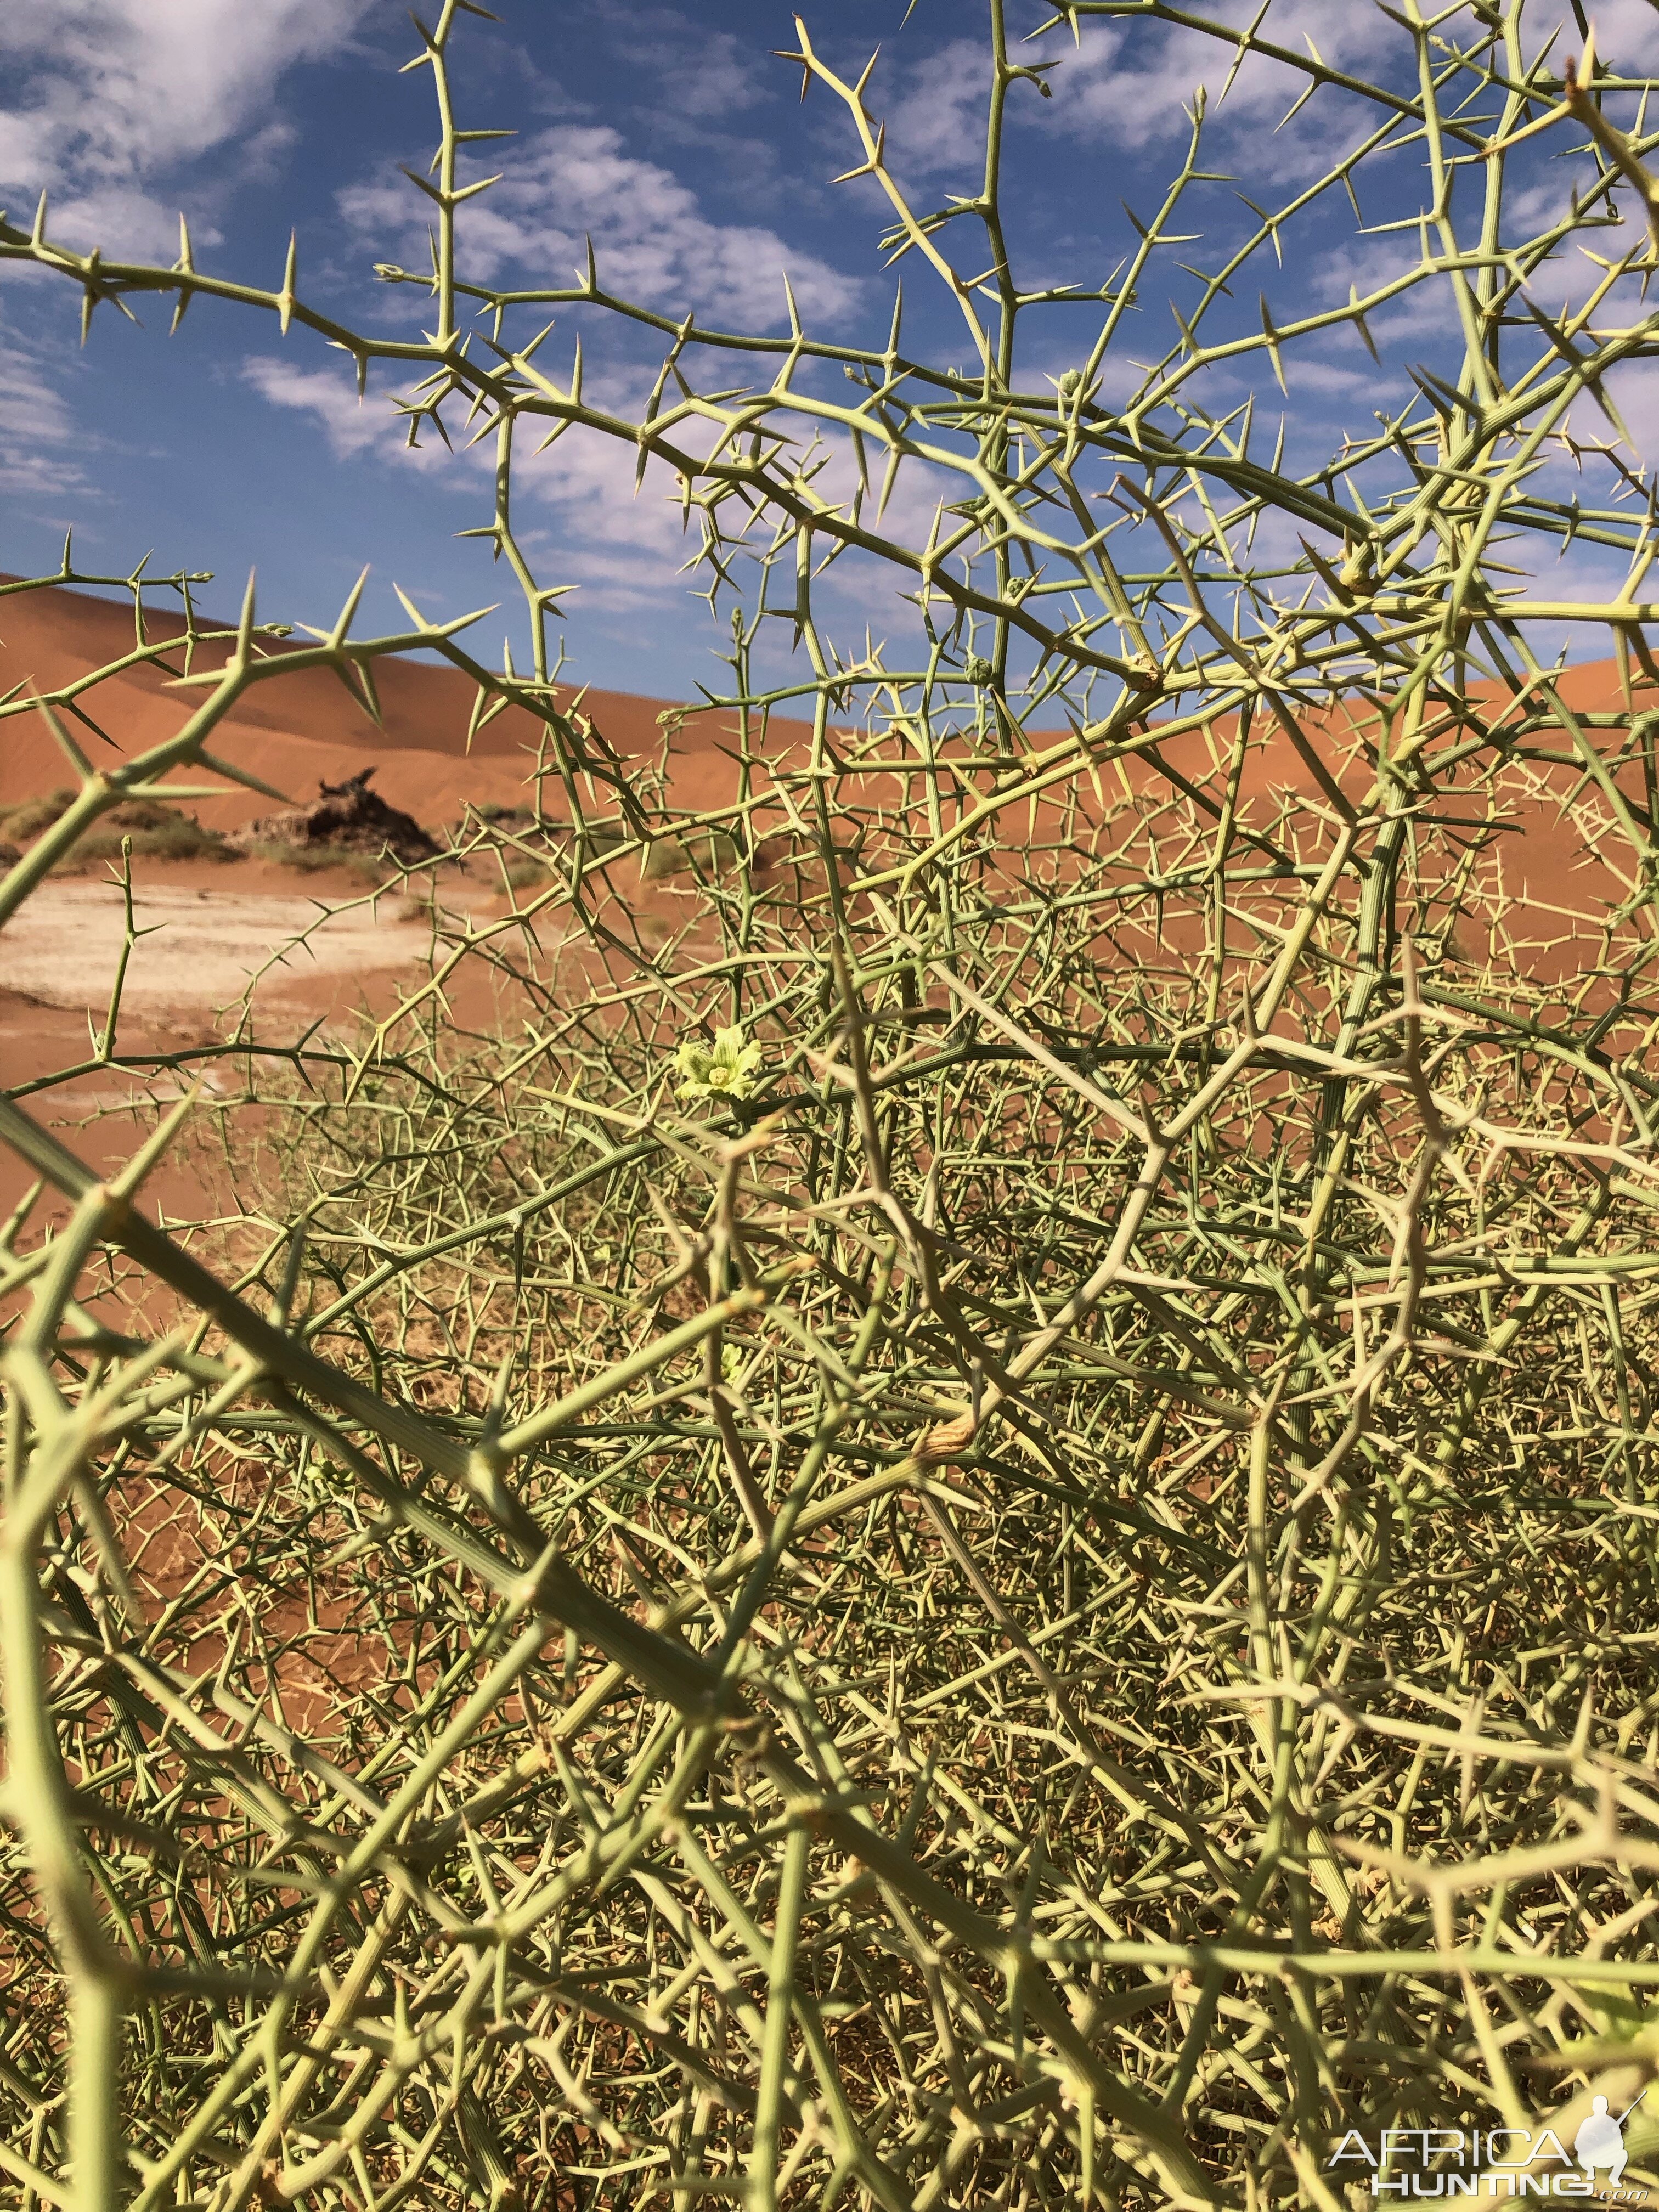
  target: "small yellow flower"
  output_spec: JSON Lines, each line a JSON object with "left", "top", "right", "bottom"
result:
{"left": 675, "top": 1023, "right": 763, "bottom": 1104}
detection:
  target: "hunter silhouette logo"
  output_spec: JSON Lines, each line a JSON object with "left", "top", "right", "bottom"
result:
{"left": 1573, "top": 2097, "right": 1635, "bottom": 2191}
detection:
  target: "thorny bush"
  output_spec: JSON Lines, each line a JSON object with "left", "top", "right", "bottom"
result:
{"left": 7, "top": 4, "right": 1659, "bottom": 2208}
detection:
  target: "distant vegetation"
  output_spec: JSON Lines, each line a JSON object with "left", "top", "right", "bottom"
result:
{"left": 5, "top": 5, "right": 1659, "bottom": 2210}
{"left": 0, "top": 787, "right": 229, "bottom": 868}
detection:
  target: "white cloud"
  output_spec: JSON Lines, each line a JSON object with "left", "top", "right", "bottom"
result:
{"left": 0, "top": 318, "right": 95, "bottom": 503}
{"left": 849, "top": 0, "right": 1390, "bottom": 184}
{"left": 240, "top": 348, "right": 730, "bottom": 614}
{"left": 1559, "top": 1, "right": 1659, "bottom": 67}
{"left": 241, "top": 356, "right": 406, "bottom": 462}
{"left": 1019, "top": 0, "right": 1658, "bottom": 160}
{"left": 864, "top": 3, "right": 1396, "bottom": 185}
{"left": 1590, "top": 359, "right": 1659, "bottom": 466}
{"left": 0, "top": 0, "right": 370, "bottom": 256}
{"left": 882, "top": 40, "right": 991, "bottom": 179}
{"left": 337, "top": 124, "right": 860, "bottom": 327}
{"left": 1030, "top": 1, "right": 1393, "bottom": 157}
{"left": 633, "top": 21, "right": 772, "bottom": 121}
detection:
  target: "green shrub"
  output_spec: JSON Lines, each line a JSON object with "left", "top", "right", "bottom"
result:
{"left": 0, "top": 786, "right": 230, "bottom": 867}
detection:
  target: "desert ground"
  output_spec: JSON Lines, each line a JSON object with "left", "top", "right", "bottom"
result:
{"left": 0, "top": 580, "right": 777, "bottom": 1109}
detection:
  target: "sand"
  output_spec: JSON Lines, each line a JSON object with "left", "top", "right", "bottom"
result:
{"left": 1, "top": 574, "right": 1643, "bottom": 1080}
{"left": 0, "top": 581, "right": 765, "bottom": 1146}
{"left": 0, "top": 573, "right": 797, "bottom": 832}
{"left": 4, "top": 876, "right": 441, "bottom": 1019}
{"left": 0, "top": 834, "right": 513, "bottom": 1215}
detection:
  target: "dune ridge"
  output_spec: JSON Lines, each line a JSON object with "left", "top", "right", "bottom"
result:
{"left": 0, "top": 577, "right": 778, "bottom": 832}
{"left": 2, "top": 578, "right": 1645, "bottom": 901}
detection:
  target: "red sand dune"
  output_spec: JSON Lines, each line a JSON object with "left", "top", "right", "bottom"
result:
{"left": 1, "top": 578, "right": 1649, "bottom": 939}
{"left": 2, "top": 576, "right": 1647, "bottom": 847}
{"left": 1, "top": 579, "right": 1651, "bottom": 1221}
{"left": 0, "top": 581, "right": 789, "bottom": 1209}
{"left": 0, "top": 577, "right": 776, "bottom": 831}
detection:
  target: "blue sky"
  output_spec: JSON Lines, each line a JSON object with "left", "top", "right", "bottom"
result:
{"left": 2, "top": 0, "right": 1655, "bottom": 701}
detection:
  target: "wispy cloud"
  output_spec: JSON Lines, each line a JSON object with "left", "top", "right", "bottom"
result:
{"left": 240, "top": 356, "right": 411, "bottom": 463}
{"left": 855, "top": 2, "right": 1389, "bottom": 182}
{"left": 337, "top": 124, "right": 860, "bottom": 327}
{"left": 864, "top": 2, "right": 1401, "bottom": 195}
{"left": 1022, "top": 0, "right": 1659, "bottom": 157}
{"left": 0, "top": 315, "right": 96, "bottom": 504}
{"left": 599, "top": 5, "right": 775, "bottom": 122}
{"left": 240, "top": 350, "right": 730, "bottom": 616}
{"left": 1028, "top": 0, "right": 1395, "bottom": 157}
{"left": 878, "top": 40, "right": 992, "bottom": 181}
{"left": 0, "top": 0, "right": 371, "bottom": 256}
